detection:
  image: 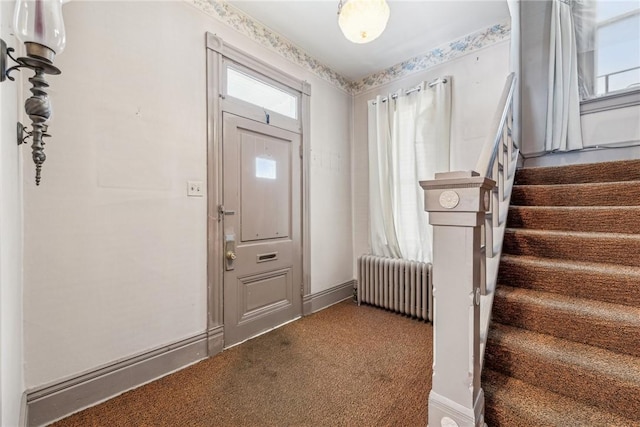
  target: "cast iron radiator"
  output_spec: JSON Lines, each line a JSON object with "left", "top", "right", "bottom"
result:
{"left": 357, "top": 255, "right": 432, "bottom": 322}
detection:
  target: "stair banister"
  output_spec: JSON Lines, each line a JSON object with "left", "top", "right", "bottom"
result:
{"left": 420, "top": 73, "right": 519, "bottom": 427}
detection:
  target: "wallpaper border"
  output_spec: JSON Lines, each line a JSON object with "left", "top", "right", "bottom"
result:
{"left": 186, "top": 0, "right": 510, "bottom": 94}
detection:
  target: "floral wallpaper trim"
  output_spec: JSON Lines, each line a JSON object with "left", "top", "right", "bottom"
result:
{"left": 186, "top": 0, "right": 510, "bottom": 95}
{"left": 187, "top": 0, "right": 353, "bottom": 92}
{"left": 352, "top": 21, "right": 511, "bottom": 94}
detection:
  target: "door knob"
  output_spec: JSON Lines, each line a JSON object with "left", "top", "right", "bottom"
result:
{"left": 225, "top": 232, "right": 236, "bottom": 271}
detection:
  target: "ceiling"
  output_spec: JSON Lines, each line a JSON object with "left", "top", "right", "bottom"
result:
{"left": 228, "top": 0, "right": 510, "bottom": 81}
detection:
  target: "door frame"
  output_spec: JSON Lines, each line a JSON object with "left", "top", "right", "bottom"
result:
{"left": 205, "top": 33, "right": 311, "bottom": 355}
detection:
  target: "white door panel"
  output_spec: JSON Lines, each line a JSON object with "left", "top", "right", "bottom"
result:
{"left": 222, "top": 113, "right": 302, "bottom": 347}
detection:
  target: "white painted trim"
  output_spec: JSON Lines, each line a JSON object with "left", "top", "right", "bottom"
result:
{"left": 206, "top": 32, "right": 310, "bottom": 346}
{"left": 303, "top": 280, "right": 355, "bottom": 315}
{"left": 19, "top": 393, "right": 27, "bottom": 427}
{"left": 207, "top": 33, "right": 306, "bottom": 94}
{"left": 301, "top": 90, "right": 312, "bottom": 298}
{"left": 428, "top": 389, "right": 485, "bottom": 427}
{"left": 25, "top": 332, "right": 214, "bottom": 427}
{"left": 224, "top": 316, "right": 301, "bottom": 350}
{"left": 580, "top": 89, "right": 640, "bottom": 115}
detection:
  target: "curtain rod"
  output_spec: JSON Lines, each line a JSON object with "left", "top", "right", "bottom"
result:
{"left": 371, "top": 78, "right": 448, "bottom": 105}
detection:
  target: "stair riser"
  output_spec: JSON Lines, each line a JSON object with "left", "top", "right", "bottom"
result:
{"left": 492, "top": 293, "right": 640, "bottom": 357}
{"left": 484, "top": 403, "right": 528, "bottom": 427}
{"left": 515, "top": 159, "right": 640, "bottom": 185}
{"left": 507, "top": 207, "right": 640, "bottom": 234}
{"left": 485, "top": 340, "right": 640, "bottom": 421}
{"left": 498, "top": 259, "right": 640, "bottom": 307}
{"left": 503, "top": 230, "right": 640, "bottom": 267}
{"left": 511, "top": 182, "right": 640, "bottom": 207}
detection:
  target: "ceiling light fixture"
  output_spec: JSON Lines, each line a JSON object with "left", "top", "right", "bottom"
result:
{"left": 1, "top": 0, "right": 66, "bottom": 185}
{"left": 337, "top": 0, "right": 390, "bottom": 44}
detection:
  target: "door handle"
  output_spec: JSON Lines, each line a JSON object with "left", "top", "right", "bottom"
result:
{"left": 226, "top": 250, "right": 237, "bottom": 261}
{"left": 217, "top": 205, "right": 236, "bottom": 222}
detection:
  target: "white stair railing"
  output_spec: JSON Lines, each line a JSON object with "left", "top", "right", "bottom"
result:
{"left": 420, "top": 73, "right": 519, "bottom": 427}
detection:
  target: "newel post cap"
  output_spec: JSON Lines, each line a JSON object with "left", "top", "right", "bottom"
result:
{"left": 420, "top": 171, "right": 495, "bottom": 218}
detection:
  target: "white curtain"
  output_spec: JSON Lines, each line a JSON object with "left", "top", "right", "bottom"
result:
{"left": 367, "top": 78, "right": 452, "bottom": 263}
{"left": 545, "top": 0, "right": 584, "bottom": 152}
{"left": 368, "top": 92, "right": 402, "bottom": 259}
{"left": 573, "top": 0, "right": 596, "bottom": 100}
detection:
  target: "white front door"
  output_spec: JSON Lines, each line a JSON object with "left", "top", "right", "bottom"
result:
{"left": 222, "top": 113, "right": 302, "bottom": 347}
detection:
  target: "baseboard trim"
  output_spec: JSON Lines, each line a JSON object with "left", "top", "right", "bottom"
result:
{"left": 303, "top": 280, "right": 355, "bottom": 315}
{"left": 19, "top": 392, "right": 28, "bottom": 427}
{"left": 26, "top": 333, "right": 209, "bottom": 427}
{"left": 208, "top": 325, "right": 224, "bottom": 355}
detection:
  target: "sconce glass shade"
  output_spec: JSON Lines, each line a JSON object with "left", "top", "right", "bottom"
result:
{"left": 338, "top": 0, "right": 390, "bottom": 44}
{"left": 13, "top": 0, "right": 66, "bottom": 59}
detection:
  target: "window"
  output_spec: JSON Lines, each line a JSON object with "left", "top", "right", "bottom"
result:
{"left": 226, "top": 67, "right": 298, "bottom": 119}
{"left": 576, "top": 0, "right": 640, "bottom": 100}
{"left": 255, "top": 157, "right": 277, "bottom": 180}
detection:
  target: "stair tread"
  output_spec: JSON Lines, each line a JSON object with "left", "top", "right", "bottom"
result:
{"left": 487, "top": 323, "right": 640, "bottom": 420}
{"left": 510, "top": 180, "right": 640, "bottom": 207}
{"left": 500, "top": 253, "right": 640, "bottom": 276}
{"left": 503, "top": 228, "right": 640, "bottom": 267}
{"left": 510, "top": 205, "right": 640, "bottom": 210}
{"left": 505, "top": 227, "right": 640, "bottom": 240}
{"left": 494, "top": 285, "right": 640, "bottom": 356}
{"left": 513, "top": 180, "right": 640, "bottom": 189}
{"left": 495, "top": 285, "right": 640, "bottom": 325}
{"left": 498, "top": 254, "right": 640, "bottom": 308}
{"left": 483, "top": 368, "right": 640, "bottom": 427}
{"left": 515, "top": 159, "right": 640, "bottom": 185}
{"left": 488, "top": 323, "right": 640, "bottom": 386}
{"left": 507, "top": 205, "right": 640, "bottom": 233}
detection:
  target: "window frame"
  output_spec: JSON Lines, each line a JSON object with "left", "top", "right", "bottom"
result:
{"left": 221, "top": 59, "right": 301, "bottom": 133}
{"left": 579, "top": 4, "right": 640, "bottom": 115}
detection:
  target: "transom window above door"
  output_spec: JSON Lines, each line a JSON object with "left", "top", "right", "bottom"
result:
{"left": 225, "top": 65, "right": 299, "bottom": 120}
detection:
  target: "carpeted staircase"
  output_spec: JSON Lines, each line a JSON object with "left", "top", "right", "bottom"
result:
{"left": 483, "top": 159, "right": 640, "bottom": 426}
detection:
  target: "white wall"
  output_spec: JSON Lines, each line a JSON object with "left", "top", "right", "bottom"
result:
{"left": 23, "top": 0, "right": 352, "bottom": 390}
{"left": 0, "top": 1, "right": 25, "bottom": 425}
{"left": 309, "top": 79, "right": 353, "bottom": 293}
{"left": 581, "top": 105, "right": 640, "bottom": 148}
{"left": 352, "top": 41, "right": 510, "bottom": 259}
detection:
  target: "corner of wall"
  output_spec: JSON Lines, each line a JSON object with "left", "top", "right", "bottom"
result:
{"left": 1, "top": 1, "right": 26, "bottom": 424}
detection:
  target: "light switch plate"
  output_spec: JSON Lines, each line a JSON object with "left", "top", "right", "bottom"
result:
{"left": 187, "top": 180, "right": 204, "bottom": 197}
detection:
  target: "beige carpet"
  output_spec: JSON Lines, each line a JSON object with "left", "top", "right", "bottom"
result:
{"left": 53, "top": 300, "right": 433, "bottom": 426}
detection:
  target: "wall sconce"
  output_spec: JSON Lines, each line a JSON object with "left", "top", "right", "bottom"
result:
{"left": 1, "top": 0, "right": 65, "bottom": 185}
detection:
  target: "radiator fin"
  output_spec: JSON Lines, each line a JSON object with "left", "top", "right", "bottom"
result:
{"left": 357, "top": 255, "right": 432, "bottom": 322}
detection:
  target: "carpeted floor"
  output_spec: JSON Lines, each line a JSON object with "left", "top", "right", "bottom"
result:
{"left": 53, "top": 300, "right": 433, "bottom": 427}
{"left": 484, "top": 159, "right": 640, "bottom": 426}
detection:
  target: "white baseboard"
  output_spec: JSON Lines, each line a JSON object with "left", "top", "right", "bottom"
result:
{"left": 26, "top": 327, "right": 223, "bottom": 427}
{"left": 19, "top": 392, "right": 28, "bottom": 427}
{"left": 25, "top": 280, "right": 356, "bottom": 427}
{"left": 303, "top": 280, "right": 355, "bottom": 315}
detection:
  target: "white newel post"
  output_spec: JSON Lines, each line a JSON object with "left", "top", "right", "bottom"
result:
{"left": 420, "top": 171, "right": 495, "bottom": 427}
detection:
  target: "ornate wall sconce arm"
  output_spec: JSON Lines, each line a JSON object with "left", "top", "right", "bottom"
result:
{"left": 2, "top": 39, "right": 61, "bottom": 185}
{"left": 1, "top": 0, "right": 65, "bottom": 186}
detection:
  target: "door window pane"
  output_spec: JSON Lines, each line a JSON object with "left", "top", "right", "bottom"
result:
{"left": 227, "top": 67, "right": 298, "bottom": 119}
